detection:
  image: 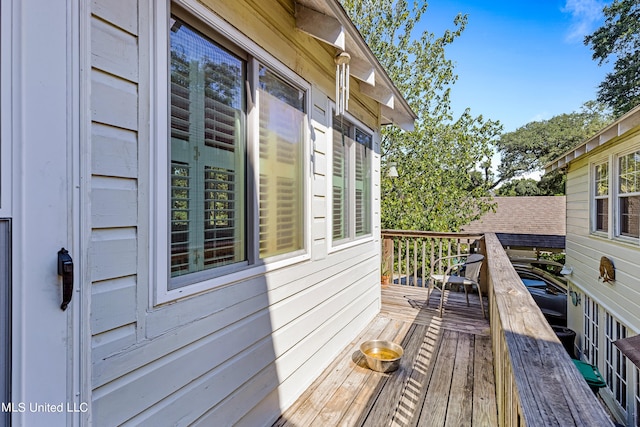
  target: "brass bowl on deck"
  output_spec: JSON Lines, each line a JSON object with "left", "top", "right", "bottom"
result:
{"left": 360, "top": 340, "right": 404, "bottom": 373}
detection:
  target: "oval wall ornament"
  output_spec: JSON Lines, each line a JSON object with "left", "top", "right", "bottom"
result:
{"left": 599, "top": 256, "right": 615, "bottom": 284}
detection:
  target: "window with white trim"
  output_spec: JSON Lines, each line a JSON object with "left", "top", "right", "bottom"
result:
{"left": 331, "top": 114, "right": 372, "bottom": 243}
{"left": 594, "top": 162, "right": 609, "bottom": 233}
{"left": 168, "top": 13, "right": 307, "bottom": 289}
{"left": 606, "top": 312, "right": 628, "bottom": 411}
{"left": 618, "top": 150, "right": 640, "bottom": 239}
{"left": 584, "top": 294, "right": 600, "bottom": 366}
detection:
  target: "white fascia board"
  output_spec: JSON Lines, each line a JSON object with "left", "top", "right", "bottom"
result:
{"left": 545, "top": 105, "right": 640, "bottom": 172}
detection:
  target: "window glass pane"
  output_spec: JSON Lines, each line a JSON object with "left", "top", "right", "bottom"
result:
{"left": 332, "top": 117, "right": 372, "bottom": 242}
{"left": 169, "top": 18, "right": 246, "bottom": 278}
{"left": 618, "top": 152, "right": 640, "bottom": 239}
{"left": 332, "top": 129, "right": 349, "bottom": 240}
{"left": 258, "top": 66, "right": 305, "bottom": 258}
{"left": 355, "top": 128, "right": 371, "bottom": 236}
{"left": 619, "top": 151, "right": 640, "bottom": 194}
{"left": 596, "top": 163, "right": 608, "bottom": 196}
{"left": 355, "top": 140, "right": 371, "bottom": 236}
{"left": 605, "top": 313, "right": 628, "bottom": 410}
{"left": 596, "top": 198, "right": 608, "bottom": 232}
{"left": 594, "top": 162, "right": 608, "bottom": 233}
{"left": 620, "top": 195, "right": 640, "bottom": 238}
{"left": 584, "top": 295, "right": 599, "bottom": 365}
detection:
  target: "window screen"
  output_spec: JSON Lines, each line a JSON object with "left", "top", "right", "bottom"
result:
{"left": 169, "top": 18, "right": 246, "bottom": 279}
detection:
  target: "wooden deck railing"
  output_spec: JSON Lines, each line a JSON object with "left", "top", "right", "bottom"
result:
{"left": 380, "top": 229, "right": 484, "bottom": 287}
{"left": 483, "top": 232, "right": 613, "bottom": 426}
{"left": 381, "top": 230, "right": 614, "bottom": 426}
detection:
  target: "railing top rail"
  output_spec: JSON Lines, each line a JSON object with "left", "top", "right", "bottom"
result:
{"left": 484, "top": 232, "right": 613, "bottom": 426}
{"left": 381, "top": 229, "right": 485, "bottom": 240}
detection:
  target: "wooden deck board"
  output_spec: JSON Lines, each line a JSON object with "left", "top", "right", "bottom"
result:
{"left": 445, "top": 331, "right": 474, "bottom": 427}
{"left": 274, "top": 284, "right": 497, "bottom": 427}
{"left": 359, "top": 323, "right": 427, "bottom": 426}
{"left": 417, "top": 329, "right": 457, "bottom": 426}
{"left": 472, "top": 335, "right": 499, "bottom": 427}
{"left": 273, "top": 316, "right": 396, "bottom": 427}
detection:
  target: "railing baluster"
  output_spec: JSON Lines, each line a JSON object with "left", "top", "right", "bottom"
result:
{"left": 390, "top": 238, "right": 395, "bottom": 283}
{"left": 430, "top": 239, "right": 435, "bottom": 276}
{"left": 405, "top": 239, "right": 409, "bottom": 285}
{"left": 397, "top": 239, "right": 402, "bottom": 284}
{"left": 413, "top": 239, "right": 418, "bottom": 286}
{"left": 421, "top": 241, "right": 426, "bottom": 288}
{"left": 381, "top": 230, "right": 486, "bottom": 286}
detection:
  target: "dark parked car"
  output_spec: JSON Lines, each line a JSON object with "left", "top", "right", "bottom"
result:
{"left": 511, "top": 259, "right": 568, "bottom": 326}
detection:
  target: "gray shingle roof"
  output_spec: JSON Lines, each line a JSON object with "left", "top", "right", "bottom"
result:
{"left": 462, "top": 196, "right": 566, "bottom": 236}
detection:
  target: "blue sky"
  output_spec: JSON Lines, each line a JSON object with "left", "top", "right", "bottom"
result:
{"left": 420, "top": 0, "right": 613, "bottom": 133}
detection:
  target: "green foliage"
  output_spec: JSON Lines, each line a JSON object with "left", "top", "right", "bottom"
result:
{"left": 341, "top": 0, "right": 501, "bottom": 231}
{"left": 585, "top": 0, "right": 640, "bottom": 116}
{"left": 495, "top": 178, "right": 542, "bottom": 196}
{"left": 493, "top": 101, "right": 612, "bottom": 194}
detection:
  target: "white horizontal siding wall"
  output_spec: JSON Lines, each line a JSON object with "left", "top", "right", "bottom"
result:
{"left": 88, "top": 0, "right": 382, "bottom": 425}
{"left": 89, "top": 0, "right": 139, "bottom": 370}
{"left": 565, "top": 132, "right": 640, "bottom": 337}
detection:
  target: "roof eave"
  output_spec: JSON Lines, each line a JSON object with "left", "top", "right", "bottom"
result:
{"left": 295, "top": 0, "right": 417, "bottom": 131}
{"left": 545, "top": 105, "right": 640, "bottom": 173}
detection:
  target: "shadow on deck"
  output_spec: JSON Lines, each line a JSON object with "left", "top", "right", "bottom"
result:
{"left": 273, "top": 284, "right": 496, "bottom": 426}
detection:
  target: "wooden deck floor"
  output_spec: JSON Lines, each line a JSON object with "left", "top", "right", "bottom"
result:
{"left": 274, "top": 284, "right": 497, "bottom": 427}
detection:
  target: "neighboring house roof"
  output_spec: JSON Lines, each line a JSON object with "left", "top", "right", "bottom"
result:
{"left": 546, "top": 105, "right": 640, "bottom": 172}
{"left": 295, "top": 0, "right": 417, "bottom": 130}
{"left": 461, "top": 196, "right": 566, "bottom": 250}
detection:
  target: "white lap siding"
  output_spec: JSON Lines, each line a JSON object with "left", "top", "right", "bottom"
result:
{"left": 88, "top": 0, "right": 382, "bottom": 425}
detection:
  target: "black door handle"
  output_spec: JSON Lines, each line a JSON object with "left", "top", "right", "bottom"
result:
{"left": 58, "top": 248, "right": 73, "bottom": 311}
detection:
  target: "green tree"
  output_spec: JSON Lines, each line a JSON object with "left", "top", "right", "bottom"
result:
{"left": 493, "top": 102, "right": 612, "bottom": 194}
{"left": 341, "top": 0, "right": 501, "bottom": 231}
{"left": 495, "top": 178, "right": 541, "bottom": 196}
{"left": 585, "top": 0, "right": 640, "bottom": 116}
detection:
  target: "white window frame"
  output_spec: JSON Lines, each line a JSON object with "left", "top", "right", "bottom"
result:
{"left": 592, "top": 160, "right": 610, "bottom": 236}
{"left": 615, "top": 149, "right": 640, "bottom": 242}
{"left": 0, "top": 0, "right": 12, "bottom": 218}
{"left": 327, "top": 106, "right": 375, "bottom": 251}
{"left": 151, "top": 0, "right": 311, "bottom": 304}
{"left": 583, "top": 294, "right": 600, "bottom": 366}
{"left": 605, "top": 312, "right": 629, "bottom": 414}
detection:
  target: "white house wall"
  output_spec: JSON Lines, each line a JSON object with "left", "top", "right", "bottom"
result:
{"left": 565, "top": 130, "right": 640, "bottom": 341}
{"left": 87, "top": 0, "right": 382, "bottom": 425}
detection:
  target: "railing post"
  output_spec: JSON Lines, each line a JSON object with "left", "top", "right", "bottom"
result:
{"left": 382, "top": 236, "right": 393, "bottom": 285}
